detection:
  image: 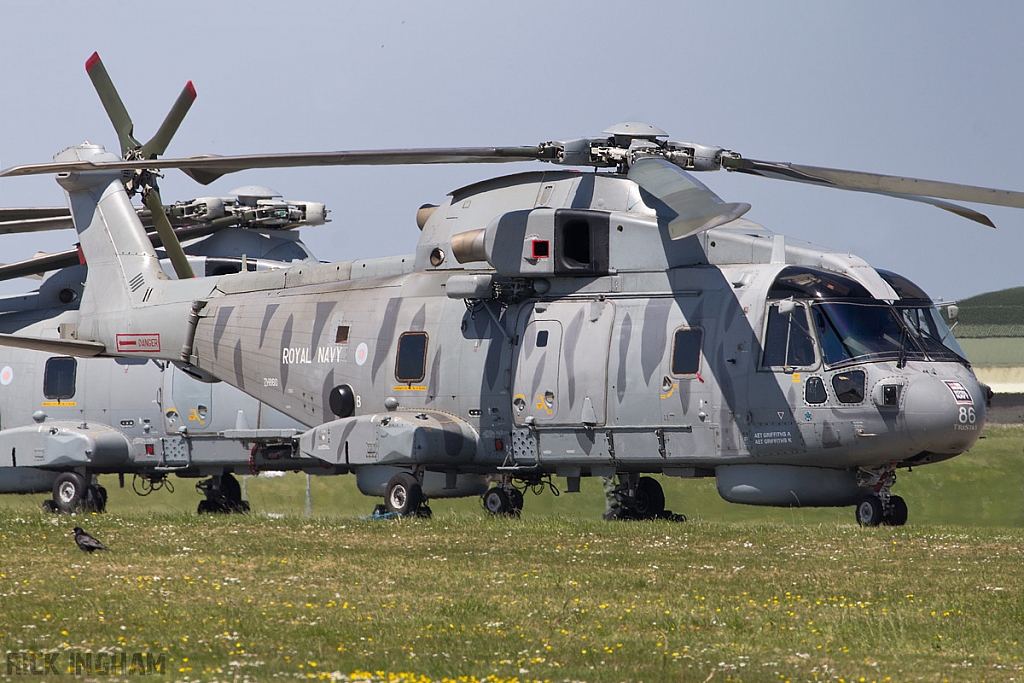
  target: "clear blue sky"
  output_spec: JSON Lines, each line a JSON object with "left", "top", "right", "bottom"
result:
{"left": 2, "top": 1, "right": 1022, "bottom": 301}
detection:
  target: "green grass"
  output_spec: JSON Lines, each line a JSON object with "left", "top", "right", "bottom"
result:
{"left": 2, "top": 427, "right": 1024, "bottom": 682}
{"left": 2, "top": 514, "right": 1024, "bottom": 682}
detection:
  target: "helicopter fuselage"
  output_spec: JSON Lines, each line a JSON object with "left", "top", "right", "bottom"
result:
{"left": 175, "top": 170, "right": 984, "bottom": 508}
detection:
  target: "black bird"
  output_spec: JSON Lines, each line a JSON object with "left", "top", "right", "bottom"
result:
{"left": 72, "top": 527, "right": 109, "bottom": 553}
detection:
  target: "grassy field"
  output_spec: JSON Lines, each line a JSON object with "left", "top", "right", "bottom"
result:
{"left": 1, "top": 427, "right": 1024, "bottom": 682}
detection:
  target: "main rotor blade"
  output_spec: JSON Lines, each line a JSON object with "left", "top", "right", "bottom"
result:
{"left": 724, "top": 156, "right": 1024, "bottom": 213}
{"left": 85, "top": 52, "right": 139, "bottom": 156}
{"left": 628, "top": 158, "right": 751, "bottom": 239}
{"left": 0, "top": 147, "right": 545, "bottom": 184}
{"left": 139, "top": 81, "right": 197, "bottom": 160}
{"left": 0, "top": 332, "right": 106, "bottom": 357}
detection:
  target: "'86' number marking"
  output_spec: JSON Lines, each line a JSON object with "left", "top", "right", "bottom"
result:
{"left": 958, "top": 406, "right": 976, "bottom": 424}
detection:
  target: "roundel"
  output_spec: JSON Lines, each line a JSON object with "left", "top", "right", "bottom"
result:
{"left": 355, "top": 342, "right": 369, "bottom": 366}
{"left": 0, "top": 366, "right": 13, "bottom": 386}
{"left": 328, "top": 384, "right": 356, "bottom": 418}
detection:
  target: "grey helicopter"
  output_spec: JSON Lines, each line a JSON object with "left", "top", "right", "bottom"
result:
{"left": 3, "top": 53, "right": 1020, "bottom": 526}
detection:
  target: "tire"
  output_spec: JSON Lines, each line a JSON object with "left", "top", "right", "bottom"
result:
{"left": 633, "top": 477, "right": 666, "bottom": 519}
{"left": 856, "top": 496, "right": 884, "bottom": 527}
{"left": 53, "top": 472, "right": 87, "bottom": 514}
{"left": 197, "top": 499, "right": 223, "bottom": 514}
{"left": 219, "top": 473, "right": 242, "bottom": 503}
{"left": 385, "top": 472, "right": 423, "bottom": 516}
{"left": 508, "top": 488, "right": 524, "bottom": 514}
{"left": 884, "top": 495, "right": 909, "bottom": 526}
{"left": 85, "top": 484, "right": 108, "bottom": 513}
{"left": 482, "top": 487, "right": 512, "bottom": 516}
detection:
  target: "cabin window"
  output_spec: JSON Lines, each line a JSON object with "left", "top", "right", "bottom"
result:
{"left": 536, "top": 330, "right": 549, "bottom": 348}
{"left": 43, "top": 357, "right": 77, "bottom": 400}
{"left": 335, "top": 325, "right": 350, "bottom": 344}
{"left": 671, "top": 328, "right": 703, "bottom": 376}
{"left": 395, "top": 332, "right": 428, "bottom": 383}
{"left": 832, "top": 370, "right": 866, "bottom": 404}
{"left": 805, "top": 376, "right": 828, "bottom": 404}
{"left": 762, "top": 303, "right": 816, "bottom": 368}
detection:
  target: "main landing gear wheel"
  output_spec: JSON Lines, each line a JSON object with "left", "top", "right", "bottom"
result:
{"left": 483, "top": 486, "right": 523, "bottom": 517}
{"left": 53, "top": 472, "right": 88, "bottom": 514}
{"left": 633, "top": 476, "right": 666, "bottom": 519}
{"left": 607, "top": 476, "right": 670, "bottom": 521}
{"left": 385, "top": 472, "right": 424, "bottom": 516}
{"left": 855, "top": 496, "right": 884, "bottom": 527}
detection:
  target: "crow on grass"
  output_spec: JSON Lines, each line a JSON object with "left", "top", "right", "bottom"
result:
{"left": 72, "top": 527, "right": 108, "bottom": 553}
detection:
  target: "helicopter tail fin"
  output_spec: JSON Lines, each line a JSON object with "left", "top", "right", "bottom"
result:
{"left": 52, "top": 143, "right": 196, "bottom": 358}
{"left": 57, "top": 145, "right": 168, "bottom": 308}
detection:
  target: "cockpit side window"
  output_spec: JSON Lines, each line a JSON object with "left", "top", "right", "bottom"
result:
{"left": 832, "top": 370, "right": 866, "bottom": 404}
{"left": 671, "top": 328, "right": 703, "bottom": 376}
{"left": 805, "top": 376, "right": 828, "bottom": 404}
{"left": 762, "top": 303, "right": 816, "bottom": 369}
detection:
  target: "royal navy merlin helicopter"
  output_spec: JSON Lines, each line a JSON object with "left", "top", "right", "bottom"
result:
{"left": 3, "top": 54, "right": 1021, "bottom": 526}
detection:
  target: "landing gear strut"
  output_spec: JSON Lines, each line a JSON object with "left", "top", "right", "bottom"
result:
{"left": 197, "top": 472, "right": 250, "bottom": 514}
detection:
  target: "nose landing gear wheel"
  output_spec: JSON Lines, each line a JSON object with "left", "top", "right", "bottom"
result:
{"left": 855, "top": 496, "right": 884, "bottom": 527}
{"left": 883, "top": 495, "right": 908, "bottom": 526}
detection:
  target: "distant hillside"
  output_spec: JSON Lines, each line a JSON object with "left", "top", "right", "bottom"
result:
{"left": 952, "top": 286, "right": 1024, "bottom": 338}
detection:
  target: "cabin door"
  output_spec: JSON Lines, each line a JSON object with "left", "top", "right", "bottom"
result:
{"left": 512, "top": 300, "right": 614, "bottom": 427}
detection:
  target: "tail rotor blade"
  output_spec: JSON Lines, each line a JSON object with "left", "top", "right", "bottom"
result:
{"left": 142, "top": 189, "right": 194, "bottom": 279}
{"left": 140, "top": 81, "right": 197, "bottom": 160}
{"left": 84, "top": 52, "right": 139, "bottom": 156}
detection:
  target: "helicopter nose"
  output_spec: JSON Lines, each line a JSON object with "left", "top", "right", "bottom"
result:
{"left": 903, "top": 374, "right": 985, "bottom": 455}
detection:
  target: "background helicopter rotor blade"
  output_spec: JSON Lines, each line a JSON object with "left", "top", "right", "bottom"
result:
{"left": 85, "top": 52, "right": 139, "bottom": 156}
{"left": 0, "top": 207, "right": 75, "bottom": 234}
{"left": 628, "top": 158, "right": 751, "bottom": 239}
{"left": 139, "top": 81, "right": 197, "bottom": 160}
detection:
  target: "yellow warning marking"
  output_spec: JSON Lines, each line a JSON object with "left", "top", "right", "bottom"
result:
{"left": 42, "top": 401, "right": 76, "bottom": 407}
{"left": 660, "top": 383, "right": 678, "bottom": 400}
{"left": 392, "top": 385, "right": 427, "bottom": 391}
{"left": 792, "top": 373, "right": 802, "bottom": 383}
{"left": 535, "top": 394, "right": 553, "bottom": 415}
